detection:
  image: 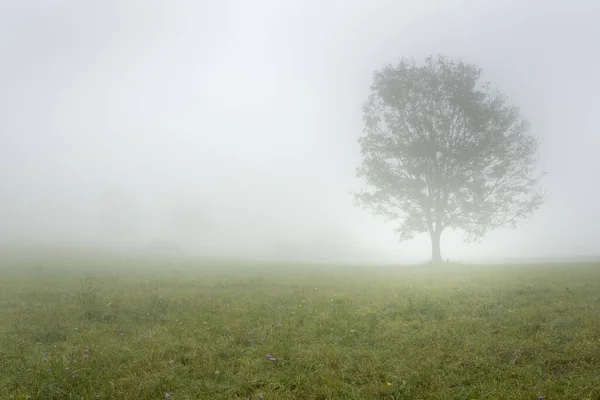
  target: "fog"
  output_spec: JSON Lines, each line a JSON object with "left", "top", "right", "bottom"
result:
{"left": 1, "top": 0, "right": 599, "bottom": 263}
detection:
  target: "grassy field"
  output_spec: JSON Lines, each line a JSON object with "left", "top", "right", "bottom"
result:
{"left": 1, "top": 255, "right": 600, "bottom": 399}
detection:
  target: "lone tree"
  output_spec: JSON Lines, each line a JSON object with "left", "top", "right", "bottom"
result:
{"left": 354, "top": 55, "right": 544, "bottom": 263}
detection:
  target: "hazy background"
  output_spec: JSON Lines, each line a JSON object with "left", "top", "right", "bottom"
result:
{"left": 1, "top": 0, "right": 598, "bottom": 263}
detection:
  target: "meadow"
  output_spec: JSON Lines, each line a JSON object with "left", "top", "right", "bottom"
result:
{"left": 1, "top": 254, "right": 600, "bottom": 399}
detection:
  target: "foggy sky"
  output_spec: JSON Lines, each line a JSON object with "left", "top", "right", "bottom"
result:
{"left": 1, "top": 0, "right": 599, "bottom": 262}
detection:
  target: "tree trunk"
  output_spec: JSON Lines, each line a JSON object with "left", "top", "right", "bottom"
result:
{"left": 430, "top": 229, "right": 443, "bottom": 263}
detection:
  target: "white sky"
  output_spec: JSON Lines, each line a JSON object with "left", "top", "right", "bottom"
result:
{"left": 1, "top": 0, "right": 599, "bottom": 262}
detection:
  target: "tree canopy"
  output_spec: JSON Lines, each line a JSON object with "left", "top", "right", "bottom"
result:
{"left": 354, "top": 55, "right": 545, "bottom": 262}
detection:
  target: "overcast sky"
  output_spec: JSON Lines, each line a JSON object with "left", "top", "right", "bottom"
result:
{"left": 1, "top": 0, "right": 598, "bottom": 263}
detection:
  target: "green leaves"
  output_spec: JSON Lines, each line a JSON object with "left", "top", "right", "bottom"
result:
{"left": 354, "top": 55, "right": 545, "bottom": 256}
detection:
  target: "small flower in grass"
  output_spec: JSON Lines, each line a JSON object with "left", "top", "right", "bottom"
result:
{"left": 275, "top": 322, "right": 281, "bottom": 327}
{"left": 261, "top": 338, "right": 265, "bottom": 343}
{"left": 84, "top": 347, "right": 89, "bottom": 353}
{"left": 84, "top": 354, "right": 89, "bottom": 360}
{"left": 215, "top": 370, "right": 220, "bottom": 375}
{"left": 47, "top": 368, "right": 51, "bottom": 372}
{"left": 120, "top": 332, "right": 124, "bottom": 339}
{"left": 465, "top": 362, "right": 469, "bottom": 366}
{"left": 259, "top": 394, "right": 264, "bottom": 399}
{"left": 65, "top": 367, "right": 70, "bottom": 370}
{"left": 387, "top": 382, "right": 392, "bottom": 386}
{"left": 538, "top": 396, "right": 545, "bottom": 400}
{"left": 515, "top": 349, "right": 522, "bottom": 353}
{"left": 43, "top": 357, "right": 48, "bottom": 361}
{"left": 164, "top": 393, "right": 171, "bottom": 399}
{"left": 72, "top": 373, "right": 78, "bottom": 378}
{"left": 265, "top": 353, "right": 277, "bottom": 361}
{"left": 66, "top": 356, "right": 71, "bottom": 361}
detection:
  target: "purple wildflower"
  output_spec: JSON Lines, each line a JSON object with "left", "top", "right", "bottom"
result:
{"left": 84, "top": 354, "right": 89, "bottom": 360}
{"left": 538, "top": 396, "right": 545, "bottom": 400}
{"left": 275, "top": 322, "right": 281, "bottom": 327}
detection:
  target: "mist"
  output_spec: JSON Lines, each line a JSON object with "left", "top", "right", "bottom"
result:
{"left": 1, "top": 0, "right": 599, "bottom": 263}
